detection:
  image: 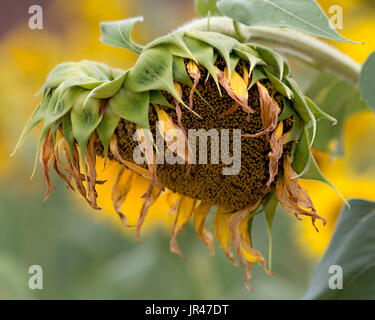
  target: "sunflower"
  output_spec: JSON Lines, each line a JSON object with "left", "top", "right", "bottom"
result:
{"left": 13, "top": 22, "right": 342, "bottom": 289}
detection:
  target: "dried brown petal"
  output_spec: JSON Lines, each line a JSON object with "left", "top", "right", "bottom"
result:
{"left": 112, "top": 167, "right": 135, "bottom": 227}
{"left": 242, "top": 82, "right": 280, "bottom": 139}
{"left": 276, "top": 157, "right": 326, "bottom": 231}
{"left": 170, "top": 196, "right": 196, "bottom": 260}
{"left": 194, "top": 202, "right": 215, "bottom": 257}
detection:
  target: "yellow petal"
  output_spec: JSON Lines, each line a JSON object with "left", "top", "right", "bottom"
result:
{"left": 224, "top": 67, "right": 248, "bottom": 99}
{"left": 213, "top": 211, "right": 238, "bottom": 266}
{"left": 170, "top": 197, "right": 196, "bottom": 259}
{"left": 194, "top": 202, "right": 215, "bottom": 257}
{"left": 187, "top": 61, "right": 199, "bottom": 75}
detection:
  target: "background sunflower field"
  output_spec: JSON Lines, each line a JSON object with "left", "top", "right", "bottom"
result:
{"left": 0, "top": 0, "right": 374, "bottom": 299}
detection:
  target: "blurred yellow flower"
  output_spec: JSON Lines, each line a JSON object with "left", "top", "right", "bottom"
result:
{"left": 93, "top": 157, "right": 177, "bottom": 231}
{"left": 297, "top": 111, "right": 375, "bottom": 257}
{"left": 295, "top": 1, "right": 375, "bottom": 258}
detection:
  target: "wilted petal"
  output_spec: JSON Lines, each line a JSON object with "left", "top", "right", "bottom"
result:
{"left": 40, "top": 130, "right": 54, "bottom": 204}
{"left": 213, "top": 209, "right": 239, "bottom": 266}
{"left": 155, "top": 106, "right": 193, "bottom": 164}
{"left": 112, "top": 166, "right": 135, "bottom": 227}
{"left": 276, "top": 157, "right": 326, "bottom": 231}
{"left": 194, "top": 202, "right": 215, "bottom": 257}
{"left": 266, "top": 122, "right": 289, "bottom": 188}
{"left": 186, "top": 61, "right": 201, "bottom": 110}
{"left": 243, "top": 82, "right": 280, "bottom": 139}
{"left": 170, "top": 196, "right": 196, "bottom": 260}
{"left": 229, "top": 201, "right": 272, "bottom": 290}
{"left": 136, "top": 187, "right": 162, "bottom": 241}
{"left": 109, "top": 135, "right": 163, "bottom": 189}
{"left": 215, "top": 66, "right": 254, "bottom": 116}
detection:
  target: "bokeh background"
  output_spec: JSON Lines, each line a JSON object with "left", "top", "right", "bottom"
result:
{"left": 0, "top": 0, "right": 374, "bottom": 299}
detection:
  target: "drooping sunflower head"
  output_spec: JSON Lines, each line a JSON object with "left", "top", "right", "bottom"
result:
{"left": 14, "top": 27, "right": 341, "bottom": 289}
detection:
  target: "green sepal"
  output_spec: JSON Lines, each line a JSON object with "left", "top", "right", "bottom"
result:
{"left": 278, "top": 97, "right": 294, "bottom": 121}
{"left": 228, "top": 53, "right": 240, "bottom": 75}
{"left": 96, "top": 105, "right": 121, "bottom": 161}
{"left": 150, "top": 90, "right": 172, "bottom": 108}
{"left": 234, "top": 44, "right": 264, "bottom": 76}
{"left": 100, "top": 17, "right": 144, "bottom": 54}
{"left": 62, "top": 114, "right": 75, "bottom": 159}
{"left": 183, "top": 36, "right": 221, "bottom": 94}
{"left": 285, "top": 77, "right": 316, "bottom": 146}
{"left": 173, "top": 56, "right": 193, "bottom": 87}
{"left": 41, "top": 87, "right": 84, "bottom": 141}
{"left": 249, "top": 66, "right": 267, "bottom": 88}
{"left": 248, "top": 44, "right": 284, "bottom": 80}
{"left": 125, "top": 47, "right": 184, "bottom": 106}
{"left": 11, "top": 92, "right": 52, "bottom": 156}
{"left": 263, "top": 68, "right": 293, "bottom": 99}
{"left": 109, "top": 87, "right": 150, "bottom": 131}
{"left": 187, "top": 31, "right": 237, "bottom": 78}
{"left": 147, "top": 31, "right": 196, "bottom": 62}
{"left": 51, "top": 118, "right": 62, "bottom": 145}
{"left": 292, "top": 128, "right": 348, "bottom": 206}
{"left": 84, "top": 71, "right": 127, "bottom": 101}
{"left": 285, "top": 111, "right": 304, "bottom": 144}
{"left": 70, "top": 91, "right": 103, "bottom": 177}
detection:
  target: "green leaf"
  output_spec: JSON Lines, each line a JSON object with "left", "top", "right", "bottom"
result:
{"left": 359, "top": 51, "right": 375, "bottom": 112}
{"left": 217, "top": 0, "right": 356, "bottom": 43}
{"left": 303, "top": 199, "right": 375, "bottom": 300}
{"left": 100, "top": 17, "right": 144, "bottom": 54}
{"left": 109, "top": 87, "right": 150, "bottom": 130}
{"left": 306, "top": 73, "right": 367, "bottom": 155}
{"left": 195, "top": 0, "right": 222, "bottom": 17}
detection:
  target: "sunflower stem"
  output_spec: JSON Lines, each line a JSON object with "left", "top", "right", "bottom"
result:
{"left": 180, "top": 17, "right": 361, "bottom": 85}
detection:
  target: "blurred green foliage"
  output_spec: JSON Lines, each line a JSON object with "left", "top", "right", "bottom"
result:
{"left": 0, "top": 170, "right": 313, "bottom": 299}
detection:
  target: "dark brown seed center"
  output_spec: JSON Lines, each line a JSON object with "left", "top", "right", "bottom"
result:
{"left": 95, "top": 58, "right": 287, "bottom": 211}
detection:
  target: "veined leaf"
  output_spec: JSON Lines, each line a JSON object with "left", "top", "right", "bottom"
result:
{"left": 217, "top": 0, "right": 356, "bottom": 43}
{"left": 359, "top": 51, "right": 375, "bottom": 112}
{"left": 303, "top": 200, "right": 375, "bottom": 300}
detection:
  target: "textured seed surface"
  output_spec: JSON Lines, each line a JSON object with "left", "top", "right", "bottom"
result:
{"left": 95, "top": 57, "right": 289, "bottom": 211}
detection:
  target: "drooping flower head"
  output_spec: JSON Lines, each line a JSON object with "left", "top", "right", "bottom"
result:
{"left": 14, "top": 18, "right": 344, "bottom": 289}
